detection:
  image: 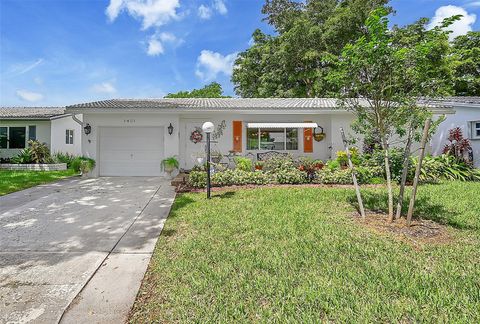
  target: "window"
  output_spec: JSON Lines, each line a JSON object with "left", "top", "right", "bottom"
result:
{"left": 472, "top": 121, "right": 480, "bottom": 139}
{"left": 66, "top": 129, "right": 74, "bottom": 144}
{"left": 28, "top": 125, "right": 36, "bottom": 141}
{"left": 247, "top": 127, "right": 298, "bottom": 151}
{"left": 0, "top": 127, "right": 7, "bottom": 149}
{"left": 8, "top": 127, "right": 26, "bottom": 149}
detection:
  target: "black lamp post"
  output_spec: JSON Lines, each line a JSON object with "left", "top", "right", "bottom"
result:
{"left": 202, "top": 122, "right": 214, "bottom": 199}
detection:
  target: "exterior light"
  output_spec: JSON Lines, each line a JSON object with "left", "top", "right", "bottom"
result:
{"left": 202, "top": 121, "right": 214, "bottom": 134}
{"left": 84, "top": 123, "right": 91, "bottom": 135}
{"left": 168, "top": 123, "right": 174, "bottom": 135}
{"left": 202, "top": 122, "right": 215, "bottom": 199}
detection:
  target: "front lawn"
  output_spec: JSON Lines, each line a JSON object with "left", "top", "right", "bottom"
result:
{"left": 0, "top": 169, "right": 78, "bottom": 196}
{"left": 129, "top": 182, "right": 480, "bottom": 322}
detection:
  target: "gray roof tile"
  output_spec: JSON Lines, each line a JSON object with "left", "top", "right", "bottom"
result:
{"left": 0, "top": 107, "right": 66, "bottom": 119}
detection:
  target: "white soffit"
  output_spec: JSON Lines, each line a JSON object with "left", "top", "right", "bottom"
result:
{"left": 247, "top": 122, "right": 318, "bottom": 128}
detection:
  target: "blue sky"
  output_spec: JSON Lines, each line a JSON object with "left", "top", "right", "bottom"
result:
{"left": 1, "top": 0, "right": 479, "bottom": 106}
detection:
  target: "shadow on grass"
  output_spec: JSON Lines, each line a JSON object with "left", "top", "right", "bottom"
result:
{"left": 348, "top": 191, "right": 475, "bottom": 231}
{"left": 212, "top": 191, "right": 236, "bottom": 199}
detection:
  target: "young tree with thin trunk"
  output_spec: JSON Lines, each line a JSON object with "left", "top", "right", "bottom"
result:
{"left": 332, "top": 8, "right": 454, "bottom": 221}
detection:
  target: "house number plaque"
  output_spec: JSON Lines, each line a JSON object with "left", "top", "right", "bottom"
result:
{"left": 123, "top": 119, "right": 136, "bottom": 123}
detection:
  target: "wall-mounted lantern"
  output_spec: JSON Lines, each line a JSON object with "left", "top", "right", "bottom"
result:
{"left": 313, "top": 126, "right": 326, "bottom": 142}
{"left": 84, "top": 123, "right": 92, "bottom": 135}
{"left": 168, "top": 123, "right": 174, "bottom": 135}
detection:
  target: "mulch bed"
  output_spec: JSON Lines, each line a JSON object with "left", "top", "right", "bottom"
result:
{"left": 352, "top": 212, "right": 452, "bottom": 247}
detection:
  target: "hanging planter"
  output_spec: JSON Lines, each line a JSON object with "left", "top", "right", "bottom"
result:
{"left": 313, "top": 126, "right": 326, "bottom": 142}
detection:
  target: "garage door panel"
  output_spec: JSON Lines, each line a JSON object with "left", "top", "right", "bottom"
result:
{"left": 99, "top": 127, "right": 164, "bottom": 176}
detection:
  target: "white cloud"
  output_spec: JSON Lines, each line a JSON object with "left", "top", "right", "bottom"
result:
{"left": 197, "top": 0, "right": 227, "bottom": 20}
{"left": 466, "top": 1, "right": 480, "bottom": 8}
{"left": 105, "top": 0, "right": 180, "bottom": 30}
{"left": 146, "top": 32, "right": 180, "bottom": 56}
{"left": 16, "top": 89, "right": 44, "bottom": 102}
{"left": 195, "top": 50, "right": 237, "bottom": 81}
{"left": 92, "top": 81, "right": 117, "bottom": 94}
{"left": 428, "top": 5, "right": 477, "bottom": 40}
{"left": 213, "top": 0, "right": 227, "bottom": 15}
{"left": 198, "top": 4, "right": 212, "bottom": 20}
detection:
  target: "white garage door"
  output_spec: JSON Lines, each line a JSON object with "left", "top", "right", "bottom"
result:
{"left": 99, "top": 127, "right": 164, "bottom": 176}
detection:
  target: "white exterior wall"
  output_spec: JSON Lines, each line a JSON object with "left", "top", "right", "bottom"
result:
{"left": 50, "top": 115, "right": 83, "bottom": 155}
{"left": 81, "top": 113, "right": 180, "bottom": 177}
{"left": 430, "top": 105, "right": 480, "bottom": 167}
{"left": 0, "top": 120, "right": 51, "bottom": 159}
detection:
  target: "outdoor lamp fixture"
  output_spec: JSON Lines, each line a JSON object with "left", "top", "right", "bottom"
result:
{"left": 202, "top": 121, "right": 215, "bottom": 199}
{"left": 168, "top": 123, "right": 174, "bottom": 135}
{"left": 84, "top": 123, "right": 91, "bottom": 135}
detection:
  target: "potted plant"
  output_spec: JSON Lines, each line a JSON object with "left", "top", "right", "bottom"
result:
{"left": 161, "top": 156, "right": 179, "bottom": 178}
{"left": 255, "top": 161, "right": 264, "bottom": 170}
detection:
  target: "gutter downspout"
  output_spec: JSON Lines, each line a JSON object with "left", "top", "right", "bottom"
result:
{"left": 71, "top": 114, "right": 83, "bottom": 126}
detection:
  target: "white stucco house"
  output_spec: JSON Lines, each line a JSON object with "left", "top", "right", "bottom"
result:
{"left": 64, "top": 97, "right": 475, "bottom": 177}
{"left": 0, "top": 107, "right": 83, "bottom": 159}
{"left": 430, "top": 97, "right": 480, "bottom": 167}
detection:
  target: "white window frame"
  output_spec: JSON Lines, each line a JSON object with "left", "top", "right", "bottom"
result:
{"left": 471, "top": 121, "right": 480, "bottom": 140}
{"left": 246, "top": 127, "right": 299, "bottom": 151}
{"left": 66, "top": 129, "right": 74, "bottom": 145}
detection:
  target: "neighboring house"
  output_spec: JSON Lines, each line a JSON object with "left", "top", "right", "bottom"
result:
{"left": 65, "top": 98, "right": 455, "bottom": 177}
{"left": 430, "top": 97, "right": 480, "bottom": 168}
{"left": 0, "top": 107, "right": 83, "bottom": 159}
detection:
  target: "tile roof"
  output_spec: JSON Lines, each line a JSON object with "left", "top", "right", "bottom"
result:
{"left": 0, "top": 107, "right": 66, "bottom": 119}
{"left": 66, "top": 98, "right": 359, "bottom": 110}
{"left": 434, "top": 97, "right": 480, "bottom": 105}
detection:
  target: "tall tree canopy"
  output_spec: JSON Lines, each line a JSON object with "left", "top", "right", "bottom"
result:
{"left": 164, "top": 82, "right": 230, "bottom": 98}
{"left": 232, "top": 0, "right": 390, "bottom": 98}
{"left": 451, "top": 31, "right": 480, "bottom": 96}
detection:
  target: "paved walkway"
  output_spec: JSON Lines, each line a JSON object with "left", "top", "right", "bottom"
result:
{"left": 0, "top": 177, "right": 175, "bottom": 324}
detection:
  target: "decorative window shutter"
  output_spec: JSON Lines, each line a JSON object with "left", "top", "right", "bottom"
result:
{"left": 303, "top": 121, "right": 313, "bottom": 153}
{"left": 233, "top": 121, "right": 242, "bottom": 152}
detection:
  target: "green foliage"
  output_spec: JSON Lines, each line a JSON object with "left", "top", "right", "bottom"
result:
{"left": 275, "top": 168, "right": 307, "bottom": 184}
{"left": 11, "top": 149, "right": 33, "bottom": 164}
{"left": 314, "top": 165, "right": 382, "bottom": 185}
{"left": 53, "top": 152, "right": 76, "bottom": 168}
{"left": 451, "top": 31, "right": 480, "bottom": 96}
{"left": 232, "top": 0, "right": 390, "bottom": 97}
{"left": 263, "top": 154, "right": 296, "bottom": 172}
{"left": 188, "top": 171, "right": 208, "bottom": 188}
{"left": 363, "top": 148, "right": 406, "bottom": 182}
{"left": 161, "top": 157, "right": 180, "bottom": 171}
{"left": 415, "top": 154, "right": 480, "bottom": 182}
{"left": 336, "top": 148, "right": 360, "bottom": 166}
{"left": 28, "top": 140, "right": 52, "bottom": 164}
{"left": 188, "top": 170, "right": 272, "bottom": 188}
{"left": 234, "top": 157, "right": 253, "bottom": 172}
{"left": 71, "top": 157, "right": 96, "bottom": 173}
{"left": 165, "top": 82, "right": 230, "bottom": 98}
{"left": 325, "top": 159, "right": 340, "bottom": 171}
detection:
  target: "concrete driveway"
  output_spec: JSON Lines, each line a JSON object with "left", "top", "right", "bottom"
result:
{"left": 0, "top": 177, "right": 175, "bottom": 324}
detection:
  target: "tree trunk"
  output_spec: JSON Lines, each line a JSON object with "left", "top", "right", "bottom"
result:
{"left": 381, "top": 135, "right": 394, "bottom": 222}
{"left": 395, "top": 127, "right": 413, "bottom": 219}
{"left": 406, "top": 118, "right": 431, "bottom": 226}
{"left": 340, "top": 127, "right": 366, "bottom": 219}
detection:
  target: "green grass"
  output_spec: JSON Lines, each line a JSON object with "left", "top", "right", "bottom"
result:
{"left": 129, "top": 182, "right": 480, "bottom": 323}
{"left": 0, "top": 169, "right": 77, "bottom": 196}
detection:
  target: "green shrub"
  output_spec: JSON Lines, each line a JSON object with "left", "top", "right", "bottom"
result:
{"left": 11, "top": 149, "right": 33, "bottom": 164}
{"left": 415, "top": 154, "right": 480, "bottom": 182}
{"left": 314, "top": 169, "right": 353, "bottom": 185}
{"left": 188, "top": 171, "right": 207, "bottom": 188}
{"left": 28, "top": 140, "right": 51, "bottom": 163}
{"left": 325, "top": 159, "right": 340, "bottom": 171}
{"left": 336, "top": 148, "right": 360, "bottom": 166}
{"left": 275, "top": 169, "right": 307, "bottom": 184}
{"left": 71, "top": 156, "right": 96, "bottom": 173}
{"left": 234, "top": 157, "right": 253, "bottom": 172}
{"left": 363, "top": 148, "right": 406, "bottom": 182}
{"left": 263, "top": 154, "right": 296, "bottom": 172}
{"left": 53, "top": 152, "right": 76, "bottom": 167}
